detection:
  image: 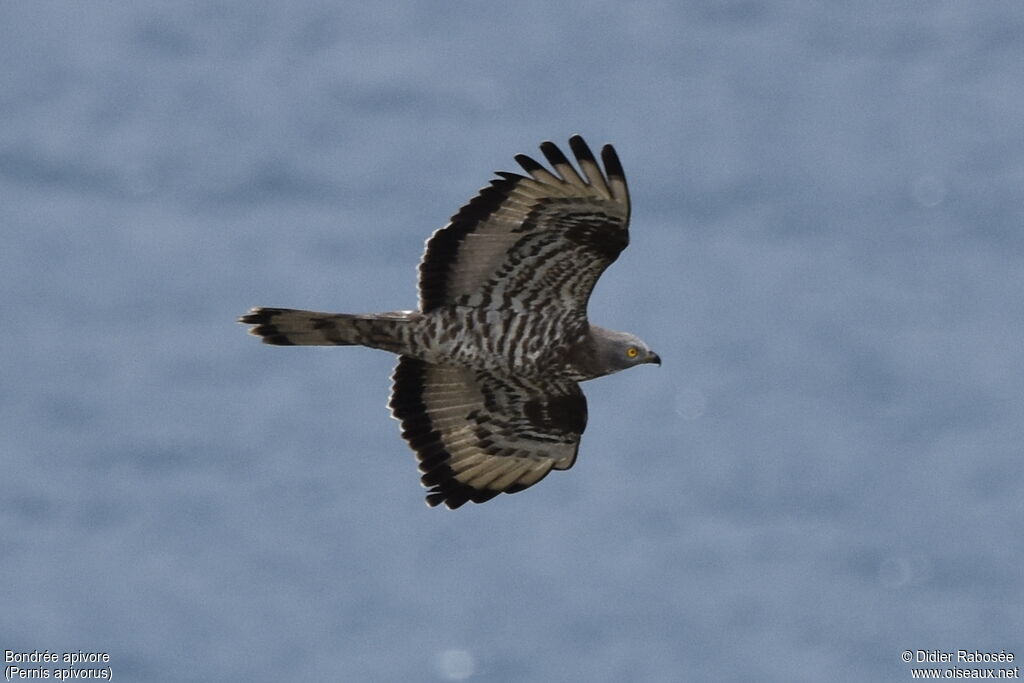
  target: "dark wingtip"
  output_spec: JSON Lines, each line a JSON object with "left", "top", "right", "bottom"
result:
{"left": 539, "top": 140, "right": 572, "bottom": 170}
{"left": 600, "top": 143, "right": 625, "bottom": 181}
{"left": 239, "top": 307, "right": 284, "bottom": 324}
{"left": 568, "top": 135, "right": 597, "bottom": 166}
{"left": 239, "top": 308, "right": 295, "bottom": 345}
{"left": 238, "top": 311, "right": 264, "bottom": 325}
{"left": 514, "top": 154, "right": 544, "bottom": 175}
{"left": 494, "top": 170, "right": 527, "bottom": 183}
{"left": 260, "top": 333, "right": 295, "bottom": 346}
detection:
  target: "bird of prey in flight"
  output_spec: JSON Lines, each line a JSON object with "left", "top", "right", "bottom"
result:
{"left": 241, "top": 135, "right": 659, "bottom": 509}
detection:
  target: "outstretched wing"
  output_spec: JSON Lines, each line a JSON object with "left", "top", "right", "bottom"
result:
{"left": 389, "top": 356, "right": 587, "bottom": 509}
{"left": 418, "top": 135, "right": 630, "bottom": 315}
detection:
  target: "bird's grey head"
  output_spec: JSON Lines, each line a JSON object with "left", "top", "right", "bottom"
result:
{"left": 587, "top": 326, "right": 661, "bottom": 377}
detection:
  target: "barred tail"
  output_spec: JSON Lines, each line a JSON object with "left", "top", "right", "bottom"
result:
{"left": 239, "top": 307, "right": 417, "bottom": 353}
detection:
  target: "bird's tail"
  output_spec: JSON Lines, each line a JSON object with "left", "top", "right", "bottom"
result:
{"left": 239, "top": 307, "right": 417, "bottom": 353}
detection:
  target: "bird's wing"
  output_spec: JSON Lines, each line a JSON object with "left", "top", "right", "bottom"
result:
{"left": 418, "top": 135, "right": 630, "bottom": 315}
{"left": 389, "top": 356, "right": 587, "bottom": 509}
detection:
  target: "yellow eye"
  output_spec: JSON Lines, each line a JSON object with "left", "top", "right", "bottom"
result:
{"left": 626, "top": 346, "right": 639, "bottom": 359}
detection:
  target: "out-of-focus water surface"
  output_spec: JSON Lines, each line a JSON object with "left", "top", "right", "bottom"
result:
{"left": 2, "top": 3, "right": 1022, "bottom": 681}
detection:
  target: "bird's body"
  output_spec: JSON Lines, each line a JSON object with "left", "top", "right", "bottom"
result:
{"left": 250, "top": 305, "right": 598, "bottom": 378}
{"left": 241, "top": 136, "right": 658, "bottom": 508}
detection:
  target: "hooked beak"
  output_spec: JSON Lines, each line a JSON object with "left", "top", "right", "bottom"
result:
{"left": 647, "top": 351, "right": 661, "bottom": 366}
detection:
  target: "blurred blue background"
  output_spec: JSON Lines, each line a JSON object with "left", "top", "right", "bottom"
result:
{"left": 2, "top": 2, "right": 1022, "bottom": 681}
